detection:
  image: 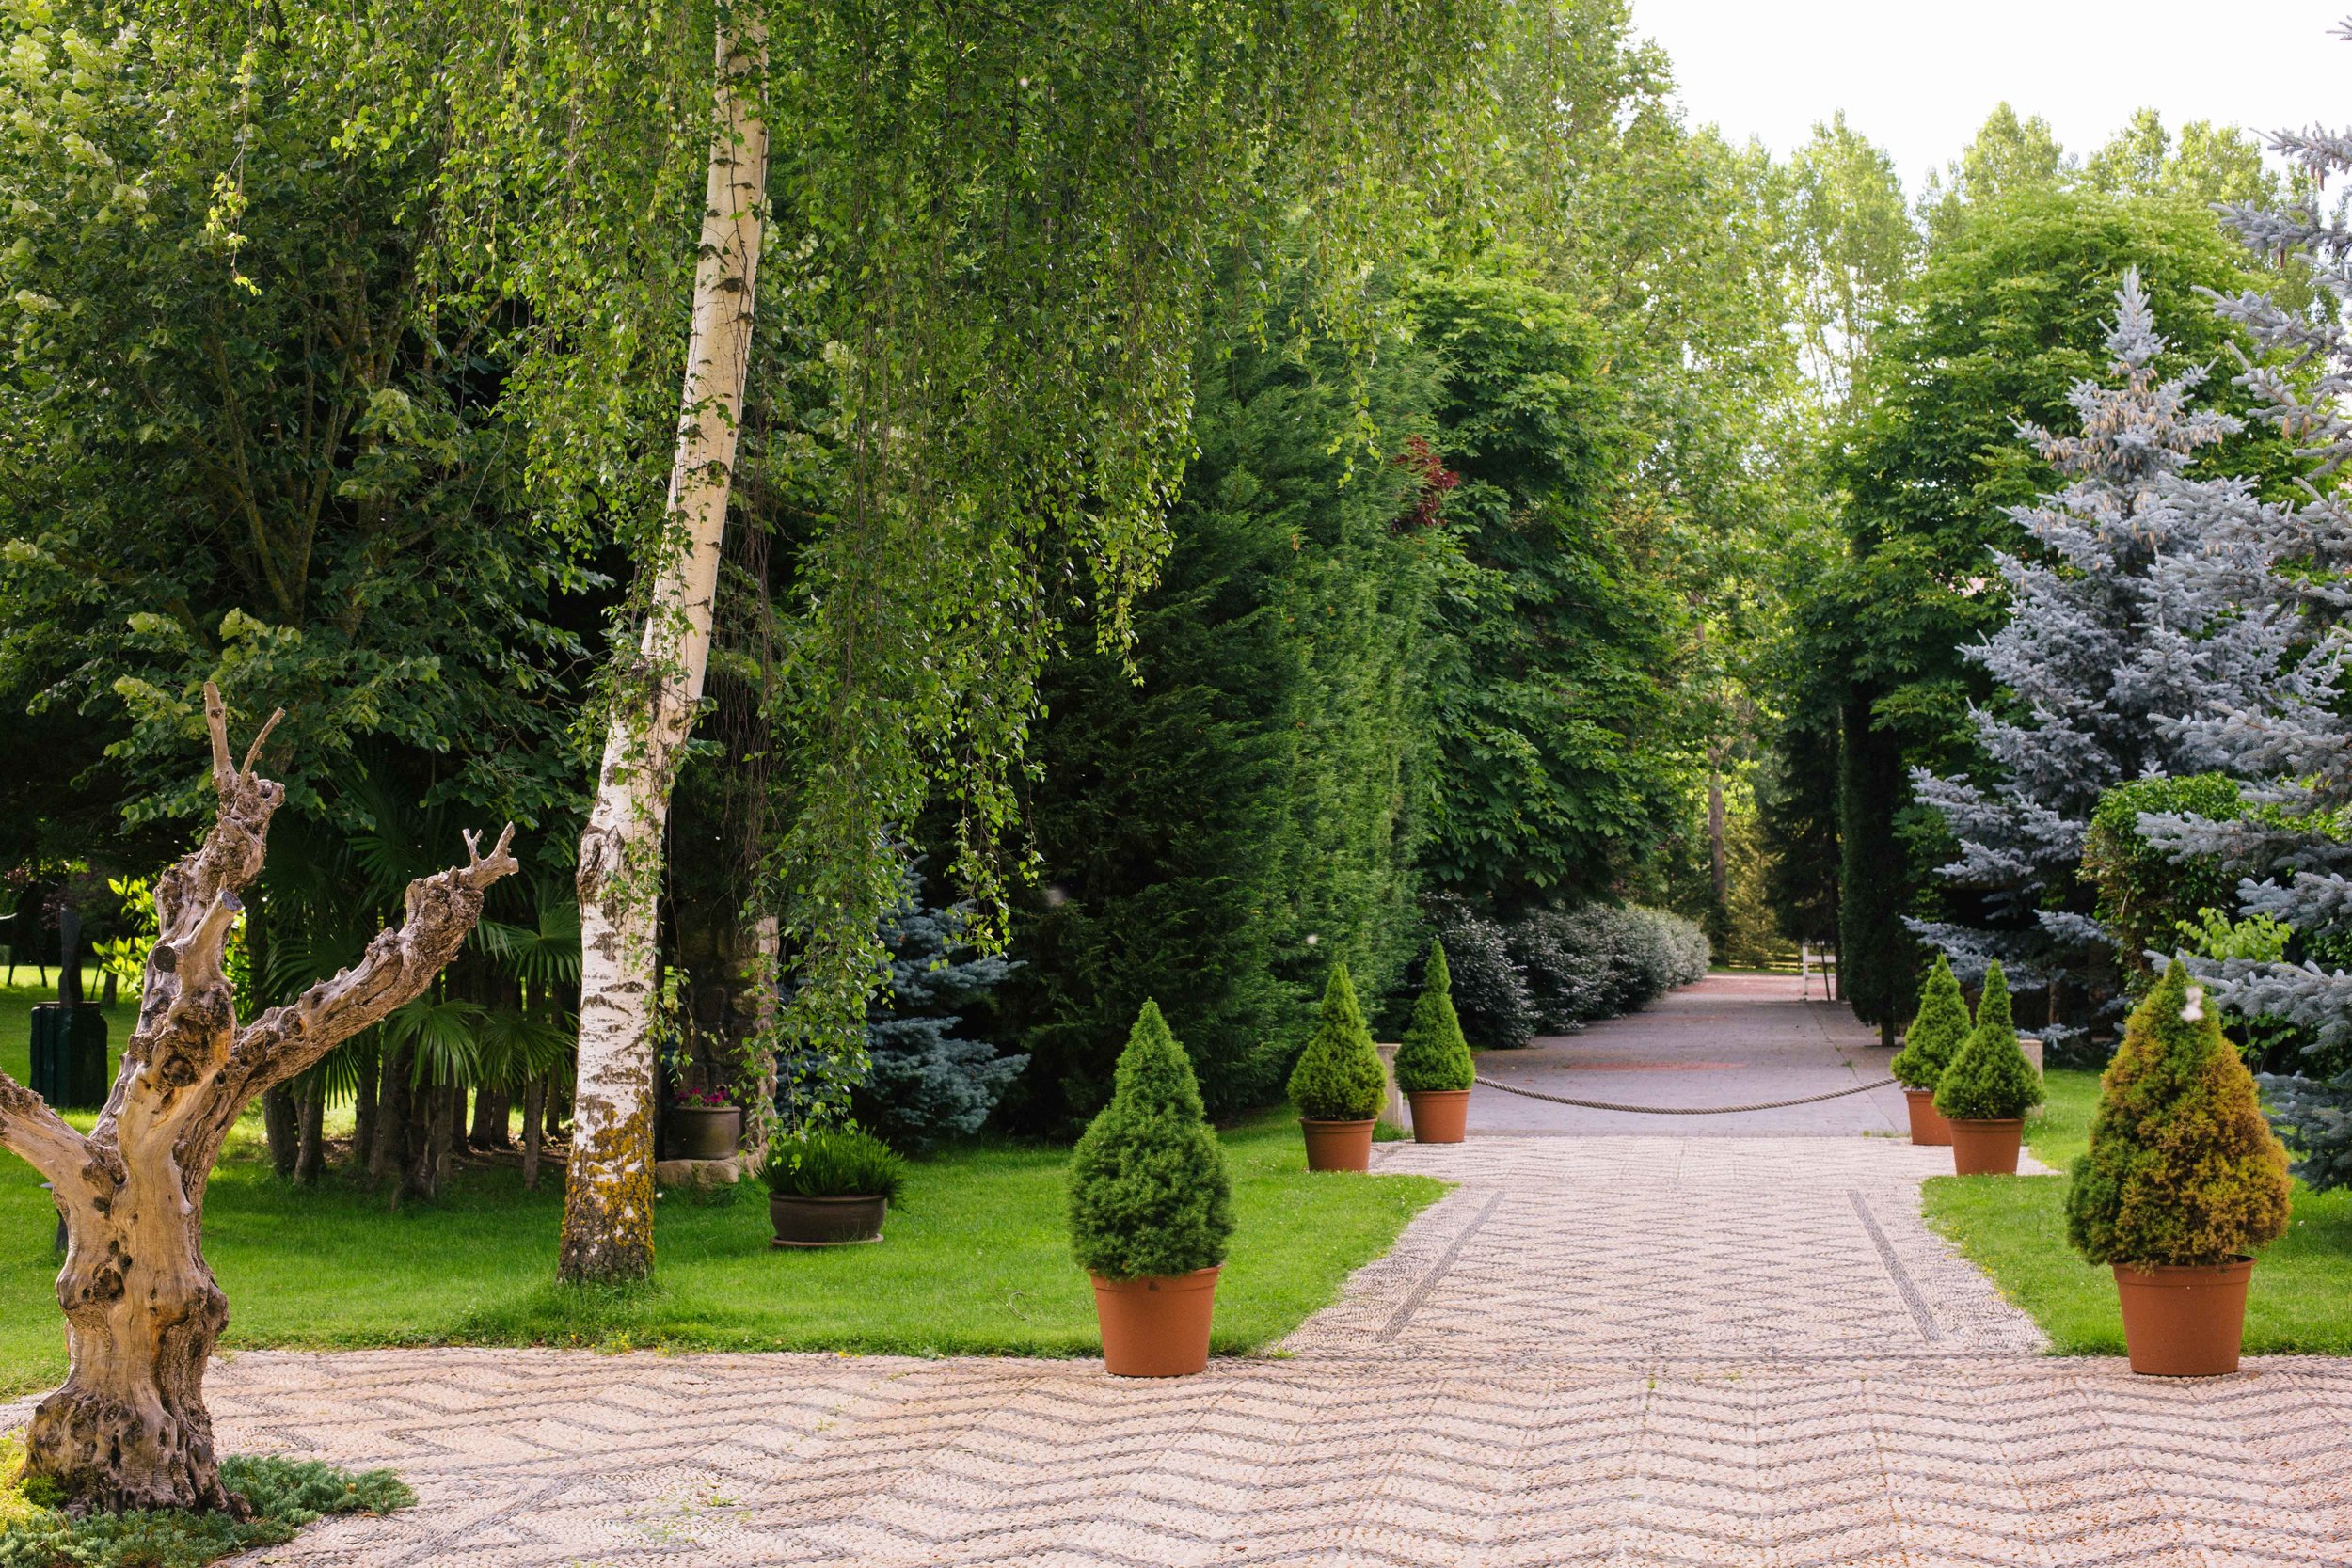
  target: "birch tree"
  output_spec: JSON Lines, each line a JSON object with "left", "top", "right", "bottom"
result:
{"left": 0, "top": 686, "right": 516, "bottom": 1511}
{"left": 559, "top": 15, "right": 768, "bottom": 1285}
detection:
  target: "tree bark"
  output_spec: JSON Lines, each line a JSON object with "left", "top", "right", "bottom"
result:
{"left": 0, "top": 685, "right": 516, "bottom": 1511}
{"left": 372, "top": 1041, "right": 411, "bottom": 1183}
{"left": 294, "top": 1077, "right": 326, "bottom": 1184}
{"left": 521, "top": 1077, "right": 548, "bottom": 1189}
{"left": 471, "top": 1085, "right": 512, "bottom": 1150}
{"left": 262, "top": 1085, "right": 300, "bottom": 1179}
{"left": 561, "top": 17, "right": 769, "bottom": 1287}
{"left": 352, "top": 1049, "right": 378, "bottom": 1172}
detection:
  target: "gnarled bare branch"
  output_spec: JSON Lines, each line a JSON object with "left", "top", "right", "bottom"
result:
{"left": 0, "top": 1071, "right": 94, "bottom": 1194}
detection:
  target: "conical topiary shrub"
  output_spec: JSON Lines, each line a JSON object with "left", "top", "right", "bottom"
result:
{"left": 2067, "top": 961, "right": 2290, "bottom": 1268}
{"left": 1067, "top": 1001, "right": 1233, "bottom": 1376}
{"left": 1394, "top": 941, "right": 1474, "bottom": 1093}
{"left": 2065, "top": 961, "right": 2292, "bottom": 1374}
{"left": 1892, "top": 956, "right": 1969, "bottom": 1090}
{"left": 1288, "top": 962, "right": 1387, "bottom": 1170}
{"left": 1394, "top": 940, "right": 1475, "bottom": 1143}
{"left": 1932, "top": 961, "right": 2042, "bottom": 1174}
{"left": 1068, "top": 1000, "right": 1234, "bottom": 1282}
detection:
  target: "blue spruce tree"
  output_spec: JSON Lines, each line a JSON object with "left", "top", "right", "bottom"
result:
{"left": 854, "top": 864, "right": 1027, "bottom": 1150}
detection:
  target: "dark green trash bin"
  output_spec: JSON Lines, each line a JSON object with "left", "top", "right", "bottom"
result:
{"left": 29, "top": 1003, "right": 108, "bottom": 1110}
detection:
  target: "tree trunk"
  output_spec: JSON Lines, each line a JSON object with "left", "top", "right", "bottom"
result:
{"left": 352, "top": 1049, "right": 379, "bottom": 1172}
{"left": 262, "top": 1085, "right": 300, "bottom": 1179}
{"left": 0, "top": 684, "right": 516, "bottom": 1511}
{"left": 471, "top": 1085, "right": 512, "bottom": 1149}
{"left": 372, "top": 1042, "right": 412, "bottom": 1183}
{"left": 522, "top": 1077, "right": 548, "bottom": 1190}
{"left": 562, "top": 17, "right": 769, "bottom": 1287}
{"left": 294, "top": 1077, "right": 326, "bottom": 1184}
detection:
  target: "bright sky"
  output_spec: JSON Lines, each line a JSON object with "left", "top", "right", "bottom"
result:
{"left": 1629, "top": 1, "right": 2352, "bottom": 192}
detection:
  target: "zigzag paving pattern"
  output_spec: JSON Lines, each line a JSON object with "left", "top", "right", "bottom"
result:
{"left": 109, "top": 1131, "right": 2333, "bottom": 1566}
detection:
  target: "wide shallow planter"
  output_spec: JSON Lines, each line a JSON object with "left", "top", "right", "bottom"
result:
{"left": 2114, "top": 1259, "right": 2254, "bottom": 1376}
{"left": 667, "top": 1105, "right": 742, "bottom": 1161}
{"left": 1406, "top": 1089, "right": 1470, "bottom": 1144}
{"left": 770, "top": 1193, "right": 887, "bottom": 1248}
{"left": 1091, "top": 1265, "right": 1220, "bottom": 1376}
{"left": 1947, "top": 1117, "right": 2024, "bottom": 1176}
{"left": 1299, "top": 1117, "right": 1376, "bottom": 1172}
{"left": 1902, "top": 1088, "right": 1952, "bottom": 1147}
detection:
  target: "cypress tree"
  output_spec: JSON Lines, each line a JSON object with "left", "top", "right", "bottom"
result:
{"left": 1067, "top": 1001, "right": 1235, "bottom": 1281}
{"left": 1891, "top": 955, "right": 1970, "bottom": 1092}
{"left": 1393, "top": 940, "right": 1474, "bottom": 1093}
{"left": 1287, "top": 963, "right": 1387, "bottom": 1121}
{"left": 1934, "top": 961, "right": 2045, "bottom": 1121}
{"left": 2066, "top": 963, "right": 2291, "bottom": 1268}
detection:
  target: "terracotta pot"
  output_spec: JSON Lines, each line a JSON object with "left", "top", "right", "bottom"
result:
{"left": 1299, "top": 1117, "right": 1375, "bottom": 1172}
{"left": 769, "top": 1193, "right": 887, "bottom": 1247}
{"left": 1091, "top": 1265, "right": 1220, "bottom": 1376}
{"left": 667, "top": 1105, "right": 742, "bottom": 1161}
{"left": 2113, "top": 1259, "right": 2254, "bottom": 1376}
{"left": 1947, "top": 1117, "right": 2024, "bottom": 1176}
{"left": 1902, "top": 1088, "right": 1952, "bottom": 1147}
{"left": 1406, "top": 1089, "right": 1470, "bottom": 1144}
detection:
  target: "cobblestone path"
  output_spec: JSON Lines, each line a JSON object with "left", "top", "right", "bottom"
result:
{"left": 14, "top": 978, "right": 2349, "bottom": 1565}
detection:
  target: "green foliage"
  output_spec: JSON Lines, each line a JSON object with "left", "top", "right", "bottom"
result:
{"left": 1392, "top": 942, "right": 1474, "bottom": 1093}
{"left": 2066, "top": 963, "right": 2293, "bottom": 1268}
{"left": 2081, "top": 774, "right": 2244, "bottom": 995}
{"left": 1892, "top": 956, "right": 1970, "bottom": 1091}
{"left": 1286, "top": 965, "right": 1387, "bottom": 1121}
{"left": 0, "top": 1448, "right": 409, "bottom": 1568}
{"left": 761, "top": 1131, "right": 907, "bottom": 1204}
{"left": 1066, "top": 1002, "right": 1234, "bottom": 1281}
{"left": 1934, "top": 963, "right": 2045, "bottom": 1121}
{"left": 1003, "top": 280, "right": 1447, "bottom": 1129}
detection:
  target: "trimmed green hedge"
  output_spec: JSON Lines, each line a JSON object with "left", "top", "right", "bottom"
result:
{"left": 1935, "top": 961, "right": 2044, "bottom": 1121}
{"left": 1393, "top": 940, "right": 1474, "bottom": 1093}
{"left": 1892, "top": 954, "right": 1968, "bottom": 1091}
{"left": 1067, "top": 1001, "right": 1234, "bottom": 1280}
{"left": 1286, "top": 964, "right": 1387, "bottom": 1119}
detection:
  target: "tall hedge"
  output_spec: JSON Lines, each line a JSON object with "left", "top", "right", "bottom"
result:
{"left": 1891, "top": 955, "right": 1970, "bottom": 1091}
{"left": 2066, "top": 963, "right": 2291, "bottom": 1269}
{"left": 1393, "top": 940, "right": 1474, "bottom": 1093}
{"left": 1933, "top": 961, "right": 2044, "bottom": 1121}
{"left": 1287, "top": 963, "right": 1387, "bottom": 1120}
{"left": 2080, "top": 774, "right": 2242, "bottom": 998}
{"left": 1067, "top": 1001, "right": 1234, "bottom": 1280}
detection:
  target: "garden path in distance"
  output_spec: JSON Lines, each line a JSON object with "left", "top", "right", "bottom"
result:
{"left": 14, "top": 974, "right": 2349, "bottom": 1566}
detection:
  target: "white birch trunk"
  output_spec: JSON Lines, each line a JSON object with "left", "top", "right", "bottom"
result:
{"left": 560, "top": 17, "right": 769, "bottom": 1284}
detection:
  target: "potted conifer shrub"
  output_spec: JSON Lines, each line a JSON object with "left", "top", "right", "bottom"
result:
{"left": 1068, "top": 1000, "right": 1234, "bottom": 1376}
{"left": 1288, "top": 962, "right": 1388, "bottom": 1171}
{"left": 1931, "top": 961, "right": 2042, "bottom": 1175}
{"left": 762, "top": 1129, "right": 905, "bottom": 1246}
{"left": 1394, "top": 939, "right": 1475, "bottom": 1143}
{"left": 2064, "top": 963, "right": 2291, "bottom": 1375}
{"left": 1891, "top": 956, "right": 1968, "bottom": 1147}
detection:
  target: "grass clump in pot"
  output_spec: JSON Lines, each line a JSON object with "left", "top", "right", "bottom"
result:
{"left": 1393, "top": 940, "right": 1474, "bottom": 1094}
{"left": 1933, "top": 961, "right": 2045, "bottom": 1122}
{"left": 761, "top": 1129, "right": 908, "bottom": 1201}
{"left": 1892, "top": 954, "right": 1969, "bottom": 1091}
{"left": 1286, "top": 962, "right": 1386, "bottom": 1120}
{"left": 1068, "top": 1000, "right": 1234, "bottom": 1280}
{"left": 2065, "top": 961, "right": 2290, "bottom": 1268}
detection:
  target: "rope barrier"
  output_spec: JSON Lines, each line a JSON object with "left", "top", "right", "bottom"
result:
{"left": 1472, "top": 1072, "right": 1900, "bottom": 1116}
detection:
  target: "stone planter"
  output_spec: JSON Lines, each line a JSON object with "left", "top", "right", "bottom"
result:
{"left": 770, "top": 1193, "right": 887, "bottom": 1247}
{"left": 1299, "top": 1117, "right": 1375, "bottom": 1172}
{"left": 1091, "top": 1266, "right": 1219, "bottom": 1377}
{"left": 1948, "top": 1117, "right": 2024, "bottom": 1176}
{"left": 1406, "top": 1089, "right": 1470, "bottom": 1144}
{"left": 1902, "top": 1088, "right": 1952, "bottom": 1147}
{"left": 2113, "top": 1258, "right": 2254, "bottom": 1376}
{"left": 667, "top": 1105, "right": 742, "bottom": 1161}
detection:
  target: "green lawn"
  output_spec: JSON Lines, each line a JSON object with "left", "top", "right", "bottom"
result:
{"left": 1922, "top": 1067, "right": 2352, "bottom": 1354}
{"left": 1, "top": 983, "right": 1444, "bottom": 1397}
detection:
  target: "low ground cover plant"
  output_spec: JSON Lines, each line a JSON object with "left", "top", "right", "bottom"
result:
{"left": 1067, "top": 1001, "right": 1233, "bottom": 1281}
{"left": 1892, "top": 956, "right": 1969, "bottom": 1091}
{"left": 761, "top": 1130, "right": 908, "bottom": 1201}
{"left": 1287, "top": 965, "right": 1386, "bottom": 1121}
{"left": 2066, "top": 963, "right": 2290, "bottom": 1269}
{"left": 0, "top": 1436, "right": 411, "bottom": 1568}
{"left": 1934, "top": 962, "right": 2044, "bottom": 1122}
{"left": 1392, "top": 941, "right": 1475, "bottom": 1094}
